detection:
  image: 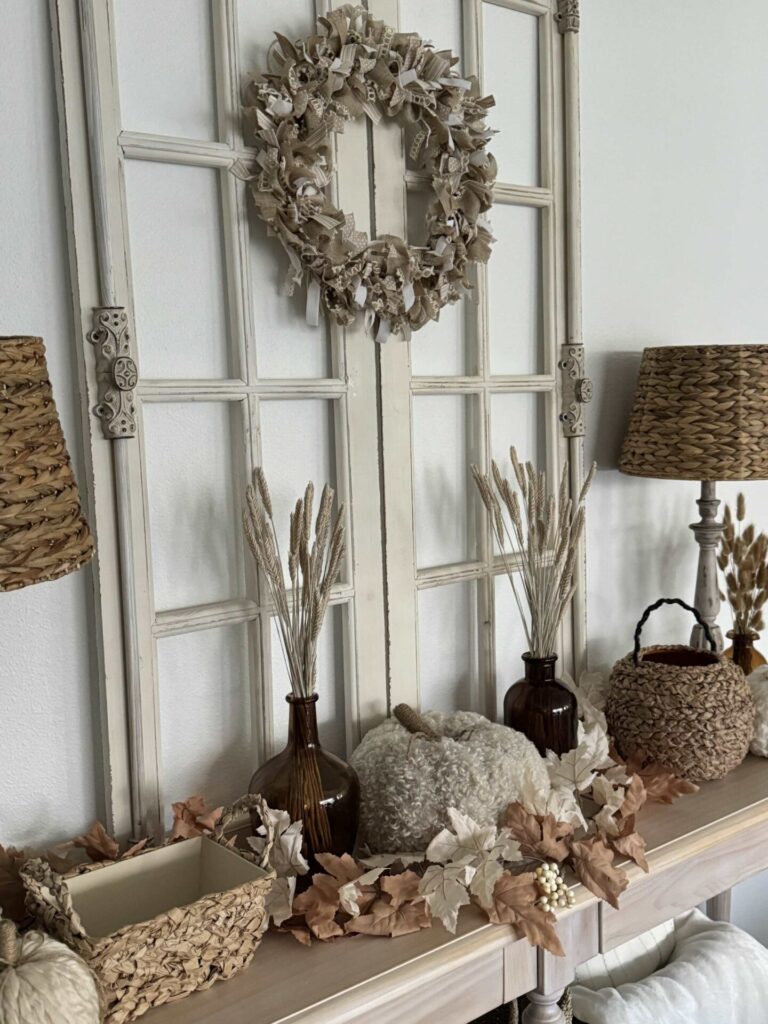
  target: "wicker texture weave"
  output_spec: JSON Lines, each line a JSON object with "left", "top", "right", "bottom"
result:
{"left": 22, "top": 796, "right": 275, "bottom": 1023}
{"left": 0, "top": 336, "right": 94, "bottom": 591}
{"left": 607, "top": 601, "right": 755, "bottom": 781}
{"left": 619, "top": 344, "right": 768, "bottom": 481}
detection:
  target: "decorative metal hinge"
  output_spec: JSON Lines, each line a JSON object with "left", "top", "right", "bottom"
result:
{"left": 87, "top": 307, "right": 138, "bottom": 439}
{"left": 555, "top": 0, "right": 580, "bottom": 33}
{"left": 559, "top": 344, "right": 592, "bottom": 437}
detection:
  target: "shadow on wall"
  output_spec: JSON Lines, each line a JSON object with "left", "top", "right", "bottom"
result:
{"left": 587, "top": 349, "right": 642, "bottom": 470}
{"left": 586, "top": 348, "right": 696, "bottom": 670}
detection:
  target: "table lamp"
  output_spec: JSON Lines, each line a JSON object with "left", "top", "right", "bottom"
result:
{"left": 619, "top": 344, "right": 768, "bottom": 651}
{"left": 0, "top": 336, "right": 94, "bottom": 591}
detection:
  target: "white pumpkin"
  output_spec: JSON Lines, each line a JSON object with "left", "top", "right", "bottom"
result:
{"left": 0, "top": 919, "right": 101, "bottom": 1024}
{"left": 350, "top": 707, "right": 549, "bottom": 853}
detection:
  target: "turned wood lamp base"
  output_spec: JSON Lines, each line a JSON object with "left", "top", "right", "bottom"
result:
{"left": 689, "top": 480, "right": 725, "bottom": 652}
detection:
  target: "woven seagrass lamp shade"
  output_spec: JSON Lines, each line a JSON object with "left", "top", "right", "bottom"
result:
{"left": 0, "top": 336, "right": 94, "bottom": 591}
{"left": 620, "top": 344, "right": 768, "bottom": 649}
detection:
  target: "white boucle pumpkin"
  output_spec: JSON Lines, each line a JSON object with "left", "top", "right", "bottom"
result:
{"left": 350, "top": 708, "right": 549, "bottom": 853}
{"left": 0, "top": 920, "right": 102, "bottom": 1024}
{"left": 748, "top": 667, "right": 768, "bottom": 757}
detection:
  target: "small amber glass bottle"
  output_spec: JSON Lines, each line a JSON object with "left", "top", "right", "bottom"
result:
{"left": 503, "top": 653, "right": 578, "bottom": 756}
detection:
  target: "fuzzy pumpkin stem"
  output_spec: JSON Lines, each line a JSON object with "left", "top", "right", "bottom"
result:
{"left": 393, "top": 704, "right": 441, "bottom": 741}
{"left": 0, "top": 919, "right": 21, "bottom": 968}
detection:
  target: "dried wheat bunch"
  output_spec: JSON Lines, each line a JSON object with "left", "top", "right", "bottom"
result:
{"left": 718, "top": 492, "right": 768, "bottom": 635}
{"left": 243, "top": 469, "right": 345, "bottom": 697}
{"left": 472, "top": 450, "right": 595, "bottom": 658}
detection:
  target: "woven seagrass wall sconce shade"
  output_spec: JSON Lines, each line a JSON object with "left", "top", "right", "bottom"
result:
{"left": 0, "top": 336, "right": 94, "bottom": 591}
{"left": 620, "top": 344, "right": 768, "bottom": 650}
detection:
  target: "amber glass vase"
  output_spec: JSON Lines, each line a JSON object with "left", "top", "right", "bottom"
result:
{"left": 503, "top": 653, "right": 578, "bottom": 756}
{"left": 249, "top": 694, "right": 360, "bottom": 867}
{"left": 723, "top": 630, "right": 767, "bottom": 677}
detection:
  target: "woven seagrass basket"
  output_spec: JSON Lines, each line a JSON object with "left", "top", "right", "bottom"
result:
{"left": 22, "top": 795, "right": 275, "bottom": 1024}
{"left": 607, "top": 599, "right": 755, "bottom": 781}
{"left": 0, "top": 336, "right": 94, "bottom": 590}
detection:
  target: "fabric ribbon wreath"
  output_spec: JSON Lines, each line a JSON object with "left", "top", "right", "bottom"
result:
{"left": 239, "top": 3, "right": 497, "bottom": 342}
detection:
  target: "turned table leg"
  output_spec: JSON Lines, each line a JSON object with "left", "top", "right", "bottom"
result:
{"left": 522, "top": 988, "right": 566, "bottom": 1024}
{"left": 706, "top": 889, "right": 732, "bottom": 922}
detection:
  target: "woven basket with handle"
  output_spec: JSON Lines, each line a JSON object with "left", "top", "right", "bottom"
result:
{"left": 607, "top": 599, "right": 755, "bottom": 781}
{"left": 21, "top": 794, "right": 275, "bottom": 1023}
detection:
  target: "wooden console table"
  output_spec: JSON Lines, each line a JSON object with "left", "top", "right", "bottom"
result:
{"left": 147, "top": 756, "right": 768, "bottom": 1024}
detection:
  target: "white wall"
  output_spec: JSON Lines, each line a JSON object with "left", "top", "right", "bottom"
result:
{"left": 582, "top": 0, "right": 768, "bottom": 942}
{"left": 0, "top": 0, "right": 101, "bottom": 848}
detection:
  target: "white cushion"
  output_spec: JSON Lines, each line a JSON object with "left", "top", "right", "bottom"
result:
{"left": 571, "top": 909, "right": 768, "bottom": 1024}
{"left": 575, "top": 919, "right": 676, "bottom": 989}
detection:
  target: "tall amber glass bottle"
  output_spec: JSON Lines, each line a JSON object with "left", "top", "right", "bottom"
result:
{"left": 503, "top": 653, "right": 578, "bottom": 756}
{"left": 249, "top": 694, "right": 359, "bottom": 868}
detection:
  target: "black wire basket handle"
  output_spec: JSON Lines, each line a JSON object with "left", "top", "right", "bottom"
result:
{"left": 632, "top": 597, "right": 717, "bottom": 666}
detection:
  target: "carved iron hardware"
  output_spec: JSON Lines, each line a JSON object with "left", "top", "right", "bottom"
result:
{"left": 559, "top": 344, "right": 592, "bottom": 437}
{"left": 555, "top": 0, "right": 580, "bottom": 33}
{"left": 88, "top": 307, "right": 137, "bottom": 438}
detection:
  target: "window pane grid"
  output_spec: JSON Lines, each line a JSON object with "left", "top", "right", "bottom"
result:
{"left": 116, "top": 0, "right": 364, "bottom": 807}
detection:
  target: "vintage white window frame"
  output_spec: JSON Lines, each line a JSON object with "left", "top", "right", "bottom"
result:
{"left": 372, "top": 0, "right": 587, "bottom": 716}
{"left": 50, "top": 0, "right": 587, "bottom": 838}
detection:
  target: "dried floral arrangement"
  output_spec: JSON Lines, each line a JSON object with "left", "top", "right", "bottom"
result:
{"left": 2, "top": 697, "right": 696, "bottom": 958}
{"left": 239, "top": 4, "right": 496, "bottom": 340}
{"left": 718, "top": 492, "right": 768, "bottom": 635}
{"left": 243, "top": 470, "right": 345, "bottom": 851}
{"left": 244, "top": 470, "right": 345, "bottom": 699}
{"left": 249, "top": 682, "right": 697, "bottom": 955}
{"left": 472, "top": 449, "right": 596, "bottom": 657}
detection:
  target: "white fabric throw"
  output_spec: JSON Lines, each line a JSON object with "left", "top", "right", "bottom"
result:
{"left": 571, "top": 909, "right": 768, "bottom": 1024}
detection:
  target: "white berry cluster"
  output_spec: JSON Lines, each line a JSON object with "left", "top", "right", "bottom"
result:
{"left": 534, "top": 862, "right": 575, "bottom": 913}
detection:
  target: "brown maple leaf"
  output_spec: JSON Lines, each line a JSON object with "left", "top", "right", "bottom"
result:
{"left": 485, "top": 872, "right": 564, "bottom": 957}
{"left": 0, "top": 845, "right": 30, "bottom": 922}
{"left": 170, "top": 796, "right": 222, "bottom": 840}
{"left": 346, "top": 897, "right": 431, "bottom": 937}
{"left": 619, "top": 774, "right": 647, "bottom": 818}
{"left": 43, "top": 844, "right": 78, "bottom": 876}
{"left": 640, "top": 768, "right": 698, "bottom": 804}
{"left": 275, "top": 921, "right": 313, "bottom": 946}
{"left": 314, "top": 852, "right": 364, "bottom": 886}
{"left": 292, "top": 873, "right": 345, "bottom": 940}
{"left": 621, "top": 751, "right": 699, "bottom": 804}
{"left": 609, "top": 816, "right": 649, "bottom": 873}
{"left": 122, "top": 837, "right": 150, "bottom": 859}
{"left": 379, "top": 870, "right": 423, "bottom": 909}
{"left": 73, "top": 822, "right": 119, "bottom": 862}
{"left": 503, "top": 804, "right": 572, "bottom": 862}
{"left": 568, "top": 835, "right": 628, "bottom": 909}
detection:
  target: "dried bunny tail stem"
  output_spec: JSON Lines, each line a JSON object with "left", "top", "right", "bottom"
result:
{"left": 737, "top": 492, "right": 746, "bottom": 521}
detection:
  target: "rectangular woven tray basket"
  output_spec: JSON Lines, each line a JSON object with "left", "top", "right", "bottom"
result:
{"left": 22, "top": 796, "right": 275, "bottom": 1023}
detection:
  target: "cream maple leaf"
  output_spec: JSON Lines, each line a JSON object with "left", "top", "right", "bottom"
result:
{"left": 247, "top": 805, "right": 309, "bottom": 877}
{"left": 265, "top": 876, "right": 296, "bottom": 927}
{"left": 337, "top": 866, "right": 385, "bottom": 917}
{"left": 426, "top": 808, "right": 522, "bottom": 910}
{"left": 592, "top": 805, "right": 621, "bottom": 838}
{"left": 419, "top": 863, "right": 475, "bottom": 933}
{"left": 542, "top": 786, "right": 587, "bottom": 830}
{"left": 590, "top": 774, "right": 625, "bottom": 814}
{"left": 546, "top": 720, "right": 614, "bottom": 793}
